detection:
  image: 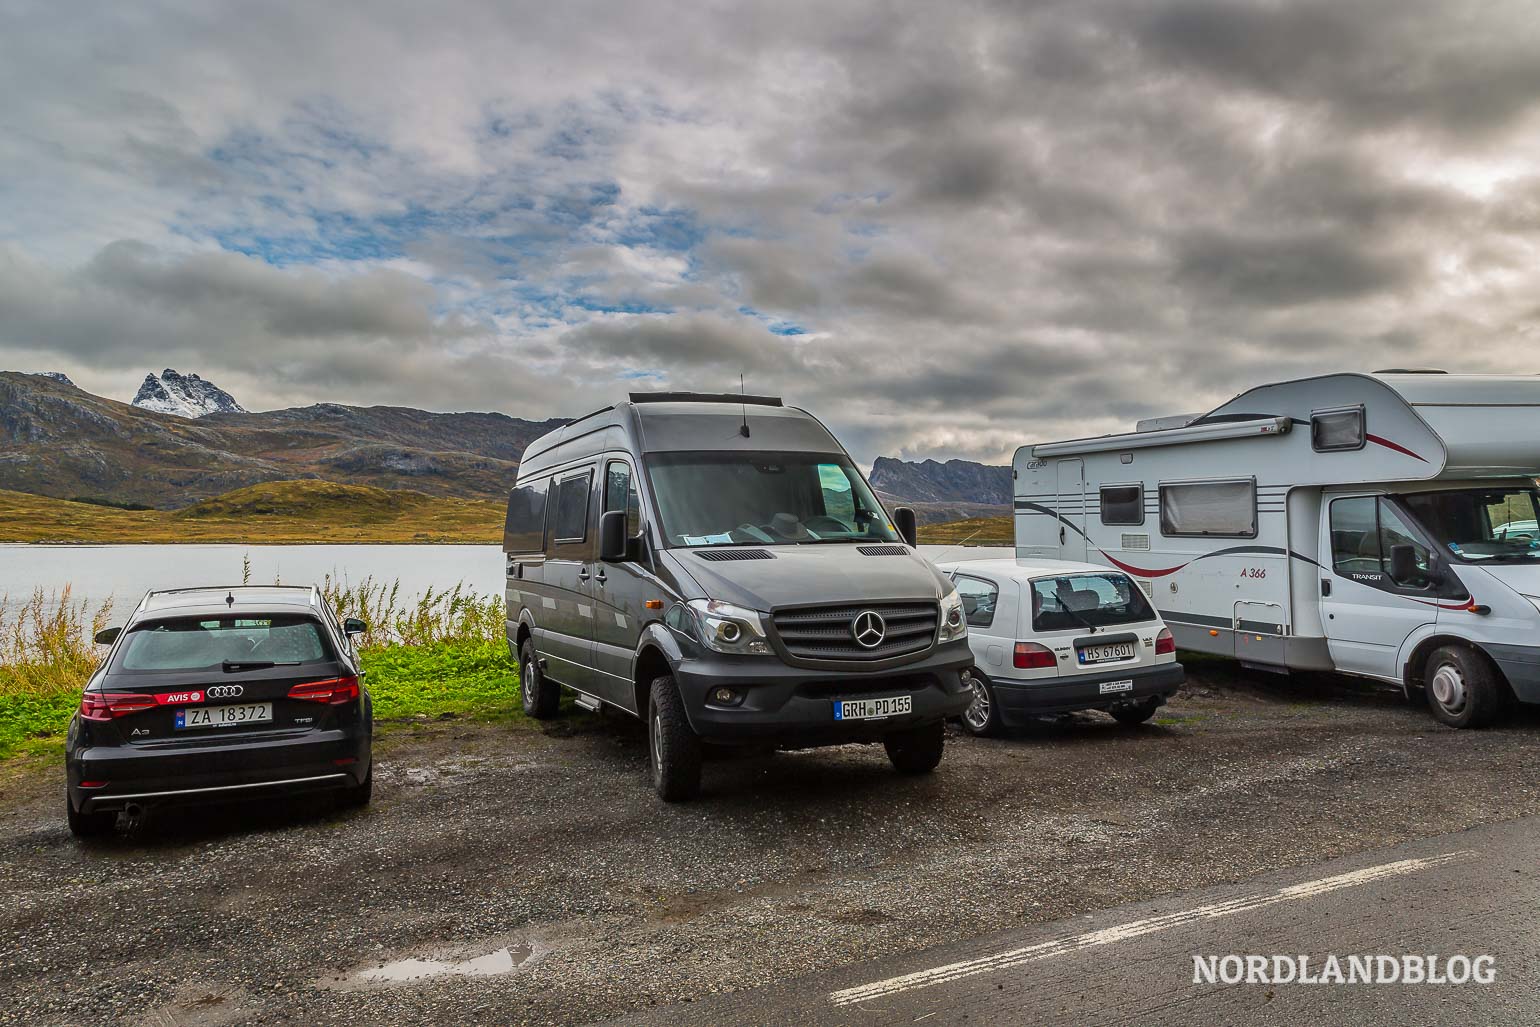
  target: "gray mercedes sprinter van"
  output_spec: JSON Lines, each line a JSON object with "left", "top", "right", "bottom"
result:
{"left": 503, "top": 393, "right": 974, "bottom": 800}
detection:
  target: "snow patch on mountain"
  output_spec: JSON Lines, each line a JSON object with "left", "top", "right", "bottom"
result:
{"left": 132, "top": 369, "right": 246, "bottom": 418}
{"left": 28, "top": 371, "right": 75, "bottom": 386}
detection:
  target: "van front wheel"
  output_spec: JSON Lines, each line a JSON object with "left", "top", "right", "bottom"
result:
{"left": 648, "top": 674, "right": 702, "bottom": 801}
{"left": 520, "top": 639, "right": 560, "bottom": 719}
{"left": 1425, "top": 645, "right": 1503, "bottom": 729}
{"left": 884, "top": 721, "right": 945, "bottom": 774}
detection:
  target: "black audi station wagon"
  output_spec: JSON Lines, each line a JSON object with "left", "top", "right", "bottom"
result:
{"left": 504, "top": 393, "right": 975, "bottom": 800}
{"left": 65, "top": 586, "right": 373, "bottom": 837}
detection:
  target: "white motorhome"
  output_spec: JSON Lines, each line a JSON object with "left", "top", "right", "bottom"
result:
{"left": 1015, "top": 371, "right": 1540, "bottom": 728}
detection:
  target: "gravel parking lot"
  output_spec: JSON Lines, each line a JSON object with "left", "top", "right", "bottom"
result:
{"left": 5, "top": 663, "right": 1540, "bottom": 1026}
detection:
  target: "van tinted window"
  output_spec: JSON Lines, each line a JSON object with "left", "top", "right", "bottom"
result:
{"left": 1100, "top": 485, "right": 1143, "bottom": 525}
{"left": 1159, "top": 480, "right": 1256, "bottom": 538}
{"left": 605, "top": 460, "right": 640, "bottom": 536}
{"left": 504, "top": 480, "right": 549, "bottom": 553}
{"left": 552, "top": 470, "right": 593, "bottom": 543}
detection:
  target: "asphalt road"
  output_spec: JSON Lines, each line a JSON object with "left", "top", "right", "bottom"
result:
{"left": 3, "top": 663, "right": 1540, "bottom": 1026}
{"left": 621, "top": 815, "right": 1539, "bottom": 1026}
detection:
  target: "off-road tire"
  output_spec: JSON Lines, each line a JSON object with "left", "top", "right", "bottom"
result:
{"left": 959, "top": 668, "right": 1000, "bottom": 737}
{"left": 66, "top": 797, "right": 116, "bottom": 839}
{"left": 1425, "top": 645, "right": 1504, "bottom": 729}
{"left": 648, "top": 674, "right": 702, "bottom": 801}
{"left": 884, "top": 720, "right": 946, "bottom": 774}
{"left": 1110, "top": 699, "right": 1159, "bottom": 726}
{"left": 520, "top": 638, "right": 560, "bottom": 719}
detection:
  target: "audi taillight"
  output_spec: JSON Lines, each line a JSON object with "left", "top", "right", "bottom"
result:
{"left": 1155, "top": 627, "right": 1176, "bottom": 656}
{"left": 287, "top": 676, "right": 360, "bottom": 704}
{"left": 79, "top": 692, "right": 157, "bottom": 721}
{"left": 1013, "top": 642, "right": 1057, "bottom": 669}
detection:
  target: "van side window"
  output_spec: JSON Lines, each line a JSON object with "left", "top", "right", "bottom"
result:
{"left": 953, "top": 575, "right": 998, "bottom": 628}
{"left": 1312, "top": 407, "right": 1365, "bottom": 452}
{"left": 1158, "top": 480, "right": 1256, "bottom": 538}
{"left": 551, "top": 470, "right": 593, "bottom": 544}
{"left": 605, "top": 460, "right": 640, "bottom": 537}
{"left": 1331, "top": 497, "right": 1431, "bottom": 588}
{"left": 817, "top": 463, "right": 858, "bottom": 524}
{"left": 504, "top": 479, "right": 549, "bottom": 553}
{"left": 1099, "top": 485, "right": 1143, "bottom": 526}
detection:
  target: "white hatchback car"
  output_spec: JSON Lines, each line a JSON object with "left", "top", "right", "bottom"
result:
{"left": 935, "top": 559, "right": 1184, "bottom": 735}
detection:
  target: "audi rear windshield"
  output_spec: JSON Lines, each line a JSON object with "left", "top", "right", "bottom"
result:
{"left": 111, "top": 615, "right": 333, "bottom": 672}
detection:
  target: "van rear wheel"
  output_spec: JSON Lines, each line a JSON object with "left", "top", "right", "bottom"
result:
{"left": 519, "top": 639, "right": 560, "bottom": 719}
{"left": 1425, "top": 645, "right": 1503, "bottom": 729}
{"left": 884, "top": 720, "right": 945, "bottom": 774}
{"left": 648, "top": 674, "right": 702, "bottom": 801}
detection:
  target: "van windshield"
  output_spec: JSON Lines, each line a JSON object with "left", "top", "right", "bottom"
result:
{"left": 1400, "top": 487, "right": 1540, "bottom": 562}
{"left": 648, "top": 453, "right": 901, "bottom": 547}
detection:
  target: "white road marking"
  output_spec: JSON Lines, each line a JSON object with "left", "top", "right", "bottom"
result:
{"left": 829, "top": 851, "right": 1471, "bottom": 1007}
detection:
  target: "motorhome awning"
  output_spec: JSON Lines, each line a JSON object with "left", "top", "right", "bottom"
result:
{"left": 1031, "top": 416, "right": 1291, "bottom": 458}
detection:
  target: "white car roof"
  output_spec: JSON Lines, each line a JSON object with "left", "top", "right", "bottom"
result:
{"left": 936, "top": 558, "right": 1128, "bottom": 582}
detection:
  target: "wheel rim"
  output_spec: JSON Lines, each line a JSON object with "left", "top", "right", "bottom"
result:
{"left": 649, "top": 707, "right": 663, "bottom": 779}
{"left": 1431, "top": 662, "right": 1467, "bottom": 714}
{"left": 521, "top": 655, "right": 535, "bottom": 711}
{"left": 962, "top": 671, "right": 991, "bottom": 731}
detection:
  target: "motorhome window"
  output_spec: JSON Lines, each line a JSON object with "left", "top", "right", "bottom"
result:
{"left": 551, "top": 470, "right": 593, "bottom": 543}
{"left": 503, "top": 479, "right": 549, "bottom": 553}
{"left": 1330, "top": 497, "right": 1432, "bottom": 584}
{"left": 1311, "top": 407, "right": 1365, "bottom": 452}
{"left": 1401, "top": 487, "right": 1540, "bottom": 563}
{"left": 1099, "top": 485, "right": 1144, "bottom": 525}
{"left": 1158, "top": 480, "right": 1256, "bottom": 538}
{"left": 953, "top": 575, "right": 999, "bottom": 628}
{"left": 1030, "top": 573, "right": 1154, "bottom": 632}
{"left": 605, "top": 460, "right": 641, "bottom": 537}
{"left": 647, "top": 453, "right": 901, "bottom": 547}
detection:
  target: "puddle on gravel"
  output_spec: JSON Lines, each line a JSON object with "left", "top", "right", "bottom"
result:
{"left": 319, "top": 936, "right": 544, "bottom": 991}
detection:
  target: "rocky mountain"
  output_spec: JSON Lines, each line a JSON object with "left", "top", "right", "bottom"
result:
{"left": 132, "top": 368, "right": 246, "bottom": 418}
{"left": 28, "top": 371, "right": 75, "bottom": 386}
{"left": 867, "top": 456, "right": 1013, "bottom": 524}
{"left": 0, "top": 371, "right": 567, "bottom": 509}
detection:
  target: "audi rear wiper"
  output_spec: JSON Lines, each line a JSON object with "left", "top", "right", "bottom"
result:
{"left": 222, "top": 659, "right": 275, "bottom": 672}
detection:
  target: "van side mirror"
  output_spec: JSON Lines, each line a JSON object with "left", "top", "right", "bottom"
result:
{"left": 93, "top": 626, "right": 121, "bottom": 646}
{"left": 893, "top": 506, "right": 918, "bottom": 547}
{"left": 343, "top": 617, "right": 368, "bottom": 636}
{"left": 599, "top": 509, "right": 630, "bottom": 562}
{"left": 1388, "top": 544, "right": 1419, "bottom": 585}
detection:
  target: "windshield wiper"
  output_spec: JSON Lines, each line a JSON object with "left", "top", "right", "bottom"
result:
{"left": 222, "top": 659, "right": 275, "bottom": 672}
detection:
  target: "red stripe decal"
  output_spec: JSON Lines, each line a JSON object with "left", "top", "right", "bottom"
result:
{"left": 1099, "top": 551, "right": 1190, "bottom": 578}
{"left": 1409, "top": 598, "right": 1477, "bottom": 611}
{"left": 1365, "top": 434, "right": 1427, "bottom": 463}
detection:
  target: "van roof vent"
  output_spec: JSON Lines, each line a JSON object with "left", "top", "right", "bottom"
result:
{"left": 694, "top": 549, "right": 775, "bottom": 561}
{"left": 857, "top": 545, "right": 910, "bottom": 556}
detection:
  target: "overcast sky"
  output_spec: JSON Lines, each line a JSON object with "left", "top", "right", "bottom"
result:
{"left": 4, "top": 0, "right": 1540, "bottom": 464}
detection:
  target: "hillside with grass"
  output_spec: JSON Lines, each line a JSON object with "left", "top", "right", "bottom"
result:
{"left": 916, "top": 514, "right": 1013, "bottom": 546}
{"left": 0, "top": 481, "right": 503, "bottom": 544}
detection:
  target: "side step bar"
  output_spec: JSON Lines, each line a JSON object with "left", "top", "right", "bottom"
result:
{"left": 573, "top": 693, "right": 603, "bottom": 713}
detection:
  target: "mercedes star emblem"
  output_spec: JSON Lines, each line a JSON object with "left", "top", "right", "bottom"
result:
{"left": 851, "top": 610, "right": 887, "bottom": 649}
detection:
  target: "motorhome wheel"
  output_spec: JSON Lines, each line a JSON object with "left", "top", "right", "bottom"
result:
{"left": 1425, "top": 645, "right": 1502, "bottom": 730}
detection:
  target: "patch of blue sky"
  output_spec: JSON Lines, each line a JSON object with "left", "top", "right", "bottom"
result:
{"left": 609, "top": 206, "right": 705, "bottom": 252}
{"left": 767, "top": 320, "right": 807, "bottom": 336}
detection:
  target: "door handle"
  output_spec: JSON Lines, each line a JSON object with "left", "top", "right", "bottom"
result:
{"left": 593, "top": 569, "right": 607, "bottom": 585}
{"left": 1320, "top": 579, "right": 1332, "bottom": 597}
{"left": 577, "top": 568, "right": 591, "bottom": 582}
{"left": 1059, "top": 526, "right": 1066, "bottom": 544}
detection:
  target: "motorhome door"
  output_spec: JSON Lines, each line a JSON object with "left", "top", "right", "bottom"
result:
{"left": 1057, "top": 459, "right": 1087, "bottom": 561}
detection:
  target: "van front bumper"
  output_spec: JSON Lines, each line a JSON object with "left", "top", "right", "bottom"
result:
{"left": 672, "top": 639, "right": 974, "bottom": 744}
{"left": 990, "top": 661, "right": 1184, "bottom": 726}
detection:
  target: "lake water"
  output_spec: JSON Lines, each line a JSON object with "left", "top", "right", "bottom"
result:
{"left": 0, "top": 543, "right": 1014, "bottom": 622}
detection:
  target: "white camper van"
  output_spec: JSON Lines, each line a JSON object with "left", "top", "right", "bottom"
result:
{"left": 1015, "top": 371, "right": 1540, "bottom": 728}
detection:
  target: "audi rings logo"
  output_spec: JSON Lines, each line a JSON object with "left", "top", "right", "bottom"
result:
{"left": 205, "top": 684, "right": 244, "bottom": 699}
{"left": 850, "top": 610, "right": 887, "bottom": 649}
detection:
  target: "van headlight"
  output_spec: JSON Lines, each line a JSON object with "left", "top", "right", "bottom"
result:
{"left": 686, "top": 599, "right": 773, "bottom": 656}
{"left": 938, "top": 588, "right": 968, "bottom": 643}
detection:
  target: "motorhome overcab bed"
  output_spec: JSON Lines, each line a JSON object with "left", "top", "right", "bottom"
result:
{"left": 1015, "top": 371, "right": 1540, "bottom": 728}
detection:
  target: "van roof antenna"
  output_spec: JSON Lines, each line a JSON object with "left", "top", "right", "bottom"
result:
{"left": 934, "top": 526, "right": 984, "bottom": 566}
{"left": 738, "top": 373, "right": 750, "bottom": 438}
{"left": 225, "top": 591, "right": 235, "bottom": 608}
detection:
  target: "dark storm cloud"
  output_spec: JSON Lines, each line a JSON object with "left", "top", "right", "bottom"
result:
{"left": 6, "top": 0, "right": 1540, "bottom": 459}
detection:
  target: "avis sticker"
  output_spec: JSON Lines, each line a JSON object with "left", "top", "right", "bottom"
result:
{"left": 154, "top": 691, "right": 203, "bottom": 705}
